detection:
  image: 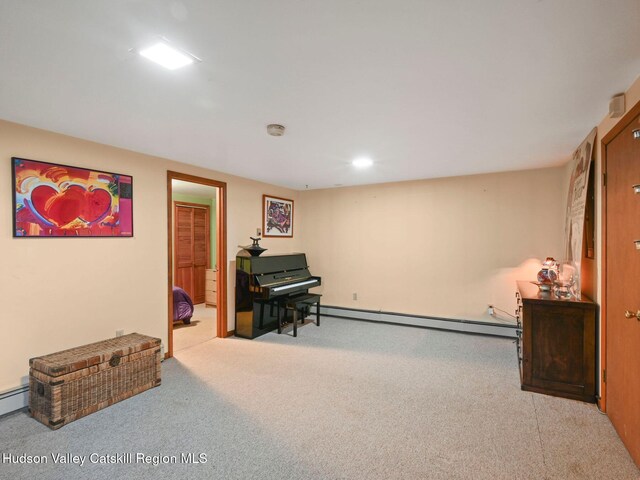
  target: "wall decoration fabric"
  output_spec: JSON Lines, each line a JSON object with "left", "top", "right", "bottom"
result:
{"left": 563, "top": 127, "right": 596, "bottom": 298}
{"left": 263, "top": 194, "right": 293, "bottom": 237}
{"left": 12, "top": 157, "right": 133, "bottom": 237}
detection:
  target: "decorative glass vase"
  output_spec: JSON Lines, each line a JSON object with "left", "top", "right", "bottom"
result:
{"left": 554, "top": 263, "right": 576, "bottom": 299}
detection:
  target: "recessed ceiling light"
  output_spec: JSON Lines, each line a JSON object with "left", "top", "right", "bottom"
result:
{"left": 352, "top": 157, "right": 373, "bottom": 168}
{"left": 139, "top": 42, "right": 194, "bottom": 70}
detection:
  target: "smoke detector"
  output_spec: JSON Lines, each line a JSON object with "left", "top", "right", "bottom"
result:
{"left": 267, "top": 124, "right": 285, "bottom": 136}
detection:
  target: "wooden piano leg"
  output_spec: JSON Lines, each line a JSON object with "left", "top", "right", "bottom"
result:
{"left": 316, "top": 301, "right": 320, "bottom": 326}
{"left": 293, "top": 308, "right": 298, "bottom": 337}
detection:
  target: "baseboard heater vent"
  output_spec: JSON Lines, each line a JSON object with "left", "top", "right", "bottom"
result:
{"left": 0, "top": 385, "right": 29, "bottom": 417}
{"left": 310, "top": 305, "right": 518, "bottom": 338}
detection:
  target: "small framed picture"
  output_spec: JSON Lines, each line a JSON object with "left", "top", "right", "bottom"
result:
{"left": 263, "top": 195, "right": 293, "bottom": 238}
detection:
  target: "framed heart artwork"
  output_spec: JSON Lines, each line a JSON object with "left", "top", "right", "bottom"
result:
{"left": 11, "top": 157, "right": 133, "bottom": 237}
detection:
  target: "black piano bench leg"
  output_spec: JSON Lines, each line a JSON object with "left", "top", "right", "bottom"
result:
{"left": 293, "top": 309, "right": 298, "bottom": 337}
{"left": 277, "top": 302, "right": 282, "bottom": 334}
{"left": 316, "top": 302, "right": 320, "bottom": 326}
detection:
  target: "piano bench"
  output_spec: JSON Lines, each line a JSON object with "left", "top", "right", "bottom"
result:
{"left": 278, "top": 294, "right": 322, "bottom": 337}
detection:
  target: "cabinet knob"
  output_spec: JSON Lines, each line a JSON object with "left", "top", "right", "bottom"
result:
{"left": 624, "top": 310, "right": 640, "bottom": 320}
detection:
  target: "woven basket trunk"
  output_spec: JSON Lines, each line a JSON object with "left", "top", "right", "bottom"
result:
{"left": 29, "top": 333, "right": 161, "bottom": 429}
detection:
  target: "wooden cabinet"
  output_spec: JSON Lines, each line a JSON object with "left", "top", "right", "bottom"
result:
{"left": 205, "top": 268, "right": 217, "bottom": 307}
{"left": 516, "top": 281, "right": 597, "bottom": 403}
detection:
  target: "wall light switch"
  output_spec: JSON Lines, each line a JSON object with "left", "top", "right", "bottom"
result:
{"left": 256, "top": 228, "right": 262, "bottom": 236}
{"left": 353, "top": 293, "right": 358, "bottom": 300}
{"left": 116, "top": 329, "right": 124, "bottom": 337}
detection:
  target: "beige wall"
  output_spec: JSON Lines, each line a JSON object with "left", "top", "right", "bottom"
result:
{"left": 0, "top": 120, "right": 300, "bottom": 391}
{"left": 298, "top": 167, "right": 566, "bottom": 321}
{"left": 296, "top": 73, "right": 640, "bottom": 329}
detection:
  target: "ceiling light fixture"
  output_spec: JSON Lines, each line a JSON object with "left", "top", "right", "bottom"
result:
{"left": 139, "top": 42, "right": 197, "bottom": 70}
{"left": 267, "top": 124, "right": 285, "bottom": 136}
{"left": 352, "top": 157, "right": 373, "bottom": 168}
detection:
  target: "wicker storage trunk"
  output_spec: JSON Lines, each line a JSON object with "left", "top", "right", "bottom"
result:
{"left": 29, "top": 333, "right": 161, "bottom": 429}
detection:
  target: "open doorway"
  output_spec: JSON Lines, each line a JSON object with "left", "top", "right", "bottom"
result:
{"left": 167, "top": 171, "right": 227, "bottom": 358}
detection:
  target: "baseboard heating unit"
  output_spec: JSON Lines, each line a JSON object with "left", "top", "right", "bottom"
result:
{"left": 0, "top": 385, "right": 29, "bottom": 417}
{"left": 310, "top": 305, "right": 518, "bottom": 339}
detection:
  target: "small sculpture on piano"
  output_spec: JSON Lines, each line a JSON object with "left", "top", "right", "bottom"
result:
{"left": 239, "top": 236, "right": 267, "bottom": 257}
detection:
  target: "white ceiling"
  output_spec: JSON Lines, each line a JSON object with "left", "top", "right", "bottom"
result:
{"left": 0, "top": 1, "right": 638, "bottom": 190}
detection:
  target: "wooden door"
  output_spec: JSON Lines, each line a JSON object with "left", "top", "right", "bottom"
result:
{"left": 174, "top": 203, "right": 210, "bottom": 304}
{"left": 192, "top": 208, "right": 209, "bottom": 304}
{"left": 175, "top": 205, "right": 194, "bottom": 298}
{"left": 606, "top": 111, "right": 640, "bottom": 466}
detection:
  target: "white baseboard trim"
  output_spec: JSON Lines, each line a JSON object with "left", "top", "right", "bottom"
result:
{"left": 311, "top": 305, "right": 518, "bottom": 338}
{"left": 0, "top": 385, "right": 29, "bottom": 417}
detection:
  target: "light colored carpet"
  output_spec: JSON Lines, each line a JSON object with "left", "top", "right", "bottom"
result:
{"left": 1, "top": 318, "right": 638, "bottom": 479}
{"left": 172, "top": 303, "right": 217, "bottom": 352}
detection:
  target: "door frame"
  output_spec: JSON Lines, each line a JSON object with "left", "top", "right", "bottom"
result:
{"left": 600, "top": 97, "right": 640, "bottom": 411}
{"left": 167, "top": 171, "right": 229, "bottom": 359}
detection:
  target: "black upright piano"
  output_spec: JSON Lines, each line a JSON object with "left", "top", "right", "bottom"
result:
{"left": 235, "top": 252, "right": 321, "bottom": 339}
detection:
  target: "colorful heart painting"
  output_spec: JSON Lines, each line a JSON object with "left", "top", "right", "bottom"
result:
{"left": 12, "top": 157, "right": 133, "bottom": 237}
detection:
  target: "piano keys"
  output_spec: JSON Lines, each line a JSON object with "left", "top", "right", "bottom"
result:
{"left": 235, "top": 252, "right": 322, "bottom": 338}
